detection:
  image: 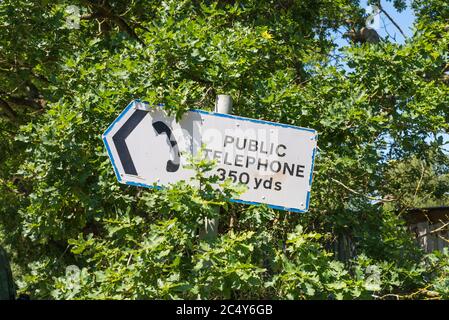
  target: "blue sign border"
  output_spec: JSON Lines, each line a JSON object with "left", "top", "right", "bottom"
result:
{"left": 103, "top": 100, "right": 318, "bottom": 213}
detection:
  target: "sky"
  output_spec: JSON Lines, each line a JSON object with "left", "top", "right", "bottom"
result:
{"left": 368, "top": 0, "right": 416, "bottom": 42}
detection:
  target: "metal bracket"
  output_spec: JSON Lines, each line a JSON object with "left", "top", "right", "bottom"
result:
{"left": 134, "top": 101, "right": 151, "bottom": 111}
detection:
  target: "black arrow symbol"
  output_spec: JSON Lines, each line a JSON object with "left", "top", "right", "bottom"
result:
{"left": 112, "top": 109, "right": 148, "bottom": 175}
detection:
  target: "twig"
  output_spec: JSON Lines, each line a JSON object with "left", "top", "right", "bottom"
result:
{"left": 380, "top": 15, "right": 395, "bottom": 40}
{"left": 195, "top": 86, "right": 213, "bottom": 108}
{"left": 0, "top": 98, "right": 17, "bottom": 120}
{"left": 378, "top": 2, "right": 407, "bottom": 39}
{"left": 80, "top": 0, "right": 145, "bottom": 45}
{"left": 330, "top": 177, "right": 397, "bottom": 202}
{"left": 0, "top": 177, "right": 21, "bottom": 195}
{"left": 57, "top": 245, "right": 71, "bottom": 262}
{"left": 413, "top": 161, "right": 425, "bottom": 200}
{"left": 437, "top": 233, "right": 449, "bottom": 244}
{"left": 416, "top": 221, "right": 449, "bottom": 239}
{"left": 119, "top": 0, "right": 134, "bottom": 17}
{"left": 375, "top": 285, "right": 435, "bottom": 300}
{"left": 374, "top": 293, "right": 400, "bottom": 300}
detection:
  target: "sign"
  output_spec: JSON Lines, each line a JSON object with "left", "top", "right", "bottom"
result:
{"left": 103, "top": 100, "right": 318, "bottom": 213}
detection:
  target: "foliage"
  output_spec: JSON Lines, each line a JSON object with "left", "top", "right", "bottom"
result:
{"left": 0, "top": 0, "right": 448, "bottom": 300}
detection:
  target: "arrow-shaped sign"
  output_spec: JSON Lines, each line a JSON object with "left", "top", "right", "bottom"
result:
{"left": 103, "top": 100, "right": 318, "bottom": 213}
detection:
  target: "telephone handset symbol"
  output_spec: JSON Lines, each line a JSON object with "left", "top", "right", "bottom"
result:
{"left": 152, "top": 121, "right": 180, "bottom": 173}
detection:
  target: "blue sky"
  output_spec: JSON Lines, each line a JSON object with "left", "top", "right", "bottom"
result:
{"left": 362, "top": 0, "right": 416, "bottom": 42}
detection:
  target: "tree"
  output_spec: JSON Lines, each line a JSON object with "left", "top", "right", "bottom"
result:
{"left": 0, "top": 0, "right": 448, "bottom": 299}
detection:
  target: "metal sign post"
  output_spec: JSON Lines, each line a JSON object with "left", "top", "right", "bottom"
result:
{"left": 199, "top": 95, "right": 233, "bottom": 240}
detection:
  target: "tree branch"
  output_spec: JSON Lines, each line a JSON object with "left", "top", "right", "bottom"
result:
{"left": 330, "top": 177, "right": 397, "bottom": 202}
{"left": 4, "top": 95, "right": 43, "bottom": 110}
{"left": 0, "top": 98, "right": 17, "bottom": 121}
{"left": 378, "top": 2, "right": 407, "bottom": 39}
{"left": 80, "top": 0, "right": 145, "bottom": 45}
{"left": 413, "top": 161, "right": 426, "bottom": 200}
{"left": 416, "top": 221, "right": 449, "bottom": 239}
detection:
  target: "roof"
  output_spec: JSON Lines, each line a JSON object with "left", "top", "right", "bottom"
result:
{"left": 404, "top": 206, "right": 449, "bottom": 225}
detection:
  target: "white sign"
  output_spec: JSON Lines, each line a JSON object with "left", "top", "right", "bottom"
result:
{"left": 103, "top": 100, "right": 318, "bottom": 212}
